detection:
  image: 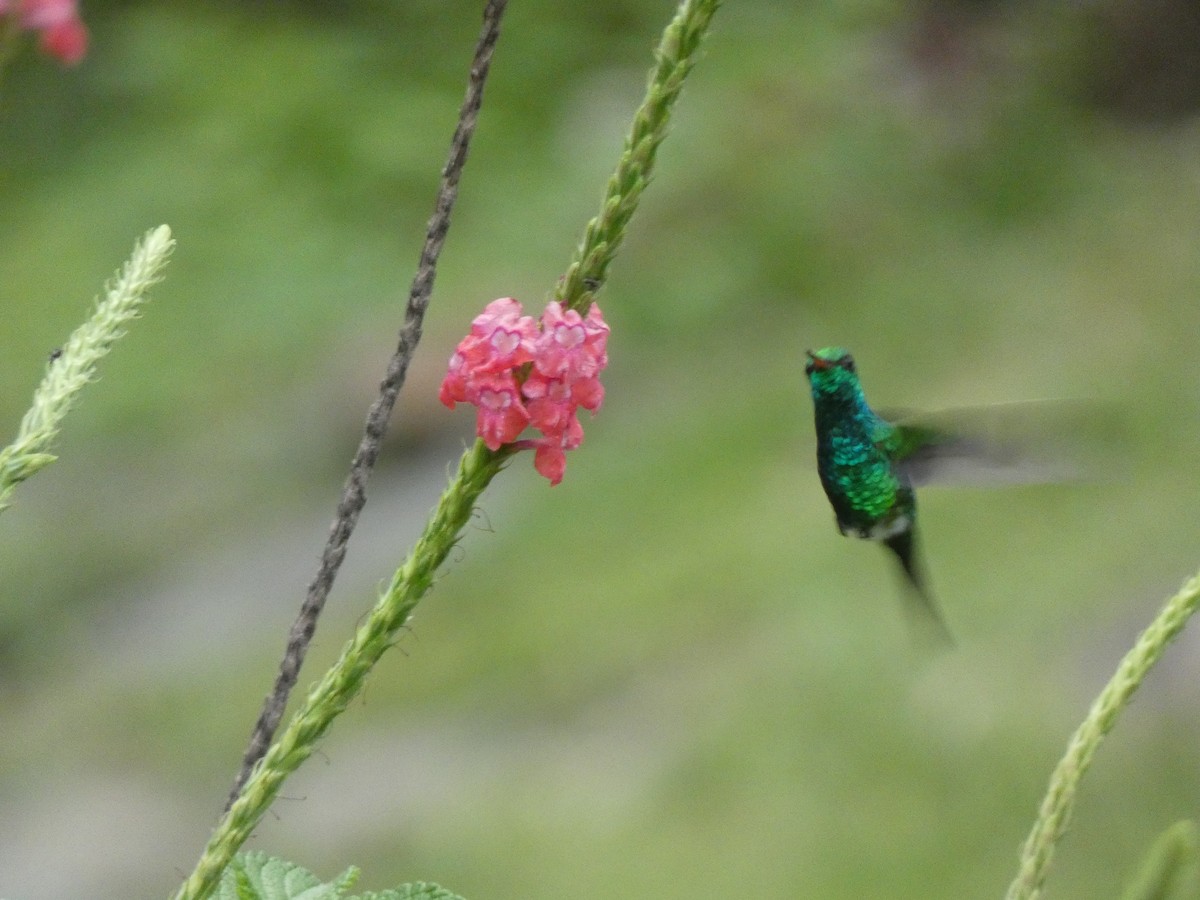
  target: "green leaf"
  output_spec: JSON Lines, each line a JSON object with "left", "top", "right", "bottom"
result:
{"left": 353, "top": 884, "right": 466, "bottom": 900}
{"left": 233, "top": 867, "right": 258, "bottom": 900}
{"left": 1120, "top": 821, "right": 1200, "bottom": 900}
{"left": 216, "top": 852, "right": 359, "bottom": 900}
{"left": 211, "top": 853, "right": 465, "bottom": 900}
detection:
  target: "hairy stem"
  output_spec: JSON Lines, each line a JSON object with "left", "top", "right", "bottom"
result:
{"left": 556, "top": 0, "right": 720, "bottom": 313}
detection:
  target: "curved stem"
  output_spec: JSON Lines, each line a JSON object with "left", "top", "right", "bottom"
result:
{"left": 1005, "top": 571, "right": 1200, "bottom": 900}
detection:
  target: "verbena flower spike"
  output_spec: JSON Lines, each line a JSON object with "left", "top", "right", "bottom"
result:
{"left": 439, "top": 297, "right": 609, "bottom": 484}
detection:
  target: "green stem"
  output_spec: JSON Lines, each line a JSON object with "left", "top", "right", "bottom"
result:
{"left": 173, "top": 2, "right": 721, "bottom": 897}
{"left": 1005, "top": 571, "right": 1200, "bottom": 900}
{"left": 557, "top": 0, "right": 721, "bottom": 314}
{"left": 173, "top": 441, "right": 510, "bottom": 900}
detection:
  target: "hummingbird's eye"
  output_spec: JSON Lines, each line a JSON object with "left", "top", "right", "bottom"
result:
{"left": 841, "top": 357, "right": 856, "bottom": 373}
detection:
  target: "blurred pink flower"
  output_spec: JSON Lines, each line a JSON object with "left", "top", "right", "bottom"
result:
{"left": 38, "top": 14, "right": 86, "bottom": 64}
{"left": 1, "top": 0, "right": 88, "bottom": 64}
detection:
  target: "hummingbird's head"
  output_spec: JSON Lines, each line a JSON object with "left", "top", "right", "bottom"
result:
{"left": 805, "top": 347, "right": 856, "bottom": 377}
{"left": 805, "top": 347, "right": 861, "bottom": 399}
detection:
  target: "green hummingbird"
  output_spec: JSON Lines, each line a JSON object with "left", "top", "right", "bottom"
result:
{"left": 803, "top": 346, "right": 1108, "bottom": 645}
{"left": 804, "top": 346, "right": 953, "bottom": 644}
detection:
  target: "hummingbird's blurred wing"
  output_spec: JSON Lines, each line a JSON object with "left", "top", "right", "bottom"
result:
{"left": 883, "top": 400, "right": 1118, "bottom": 488}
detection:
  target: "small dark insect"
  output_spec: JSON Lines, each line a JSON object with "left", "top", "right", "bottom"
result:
{"left": 48, "top": 347, "right": 63, "bottom": 363}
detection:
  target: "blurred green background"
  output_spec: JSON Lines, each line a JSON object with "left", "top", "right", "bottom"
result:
{"left": 2, "top": 1, "right": 1200, "bottom": 897}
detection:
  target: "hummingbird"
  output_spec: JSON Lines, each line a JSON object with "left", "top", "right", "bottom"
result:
{"left": 804, "top": 346, "right": 953, "bottom": 644}
{"left": 803, "top": 346, "right": 1108, "bottom": 645}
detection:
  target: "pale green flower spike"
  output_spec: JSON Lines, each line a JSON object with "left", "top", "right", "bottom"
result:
{"left": 0, "top": 224, "right": 174, "bottom": 511}
{"left": 1006, "top": 571, "right": 1200, "bottom": 900}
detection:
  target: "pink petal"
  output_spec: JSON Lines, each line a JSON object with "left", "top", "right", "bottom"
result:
{"left": 477, "top": 406, "right": 529, "bottom": 449}
{"left": 471, "top": 297, "right": 523, "bottom": 331}
{"left": 540, "top": 300, "right": 566, "bottom": 328}
{"left": 531, "top": 301, "right": 610, "bottom": 381}
{"left": 520, "top": 371, "right": 550, "bottom": 400}
{"left": 473, "top": 373, "right": 530, "bottom": 449}
{"left": 561, "top": 414, "right": 584, "bottom": 450}
{"left": 467, "top": 297, "right": 537, "bottom": 373}
{"left": 438, "top": 376, "right": 466, "bottom": 408}
{"left": 19, "top": 0, "right": 77, "bottom": 28}
{"left": 571, "top": 376, "right": 604, "bottom": 411}
{"left": 451, "top": 333, "right": 488, "bottom": 367}
{"left": 438, "top": 351, "right": 473, "bottom": 407}
{"left": 585, "top": 303, "right": 609, "bottom": 332}
{"left": 533, "top": 441, "right": 567, "bottom": 486}
{"left": 582, "top": 304, "right": 610, "bottom": 366}
{"left": 478, "top": 386, "right": 513, "bottom": 412}
{"left": 526, "top": 396, "right": 574, "bottom": 436}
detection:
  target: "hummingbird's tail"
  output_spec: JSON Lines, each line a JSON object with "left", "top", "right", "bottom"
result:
{"left": 882, "top": 529, "right": 955, "bottom": 650}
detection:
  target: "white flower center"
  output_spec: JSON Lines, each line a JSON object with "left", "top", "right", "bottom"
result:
{"left": 554, "top": 323, "right": 585, "bottom": 349}
{"left": 491, "top": 329, "right": 521, "bottom": 356}
{"left": 479, "top": 388, "right": 511, "bottom": 411}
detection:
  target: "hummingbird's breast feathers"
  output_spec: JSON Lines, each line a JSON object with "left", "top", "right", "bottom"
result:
{"left": 819, "top": 423, "right": 907, "bottom": 531}
{"left": 805, "top": 346, "right": 916, "bottom": 537}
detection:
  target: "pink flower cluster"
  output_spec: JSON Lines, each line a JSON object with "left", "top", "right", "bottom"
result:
{"left": 0, "top": 0, "right": 88, "bottom": 64}
{"left": 439, "top": 297, "right": 609, "bottom": 485}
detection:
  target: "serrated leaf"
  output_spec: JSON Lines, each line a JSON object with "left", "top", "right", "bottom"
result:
{"left": 234, "top": 867, "right": 259, "bottom": 900}
{"left": 352, "top": 882, "right": 466, "bottom": 900}
{"left": 1120, "top": 821, "right": 1200, "bottom": 900}
{"left": 213, "top": 862, "right": 256, "bottom": 900}
{"left": 216, "top": 851, "right": 360, "bottom": 900}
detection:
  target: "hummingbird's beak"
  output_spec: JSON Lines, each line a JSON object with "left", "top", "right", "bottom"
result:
{"left": 805, "top": 350, "right": 831, "bottom": 371}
